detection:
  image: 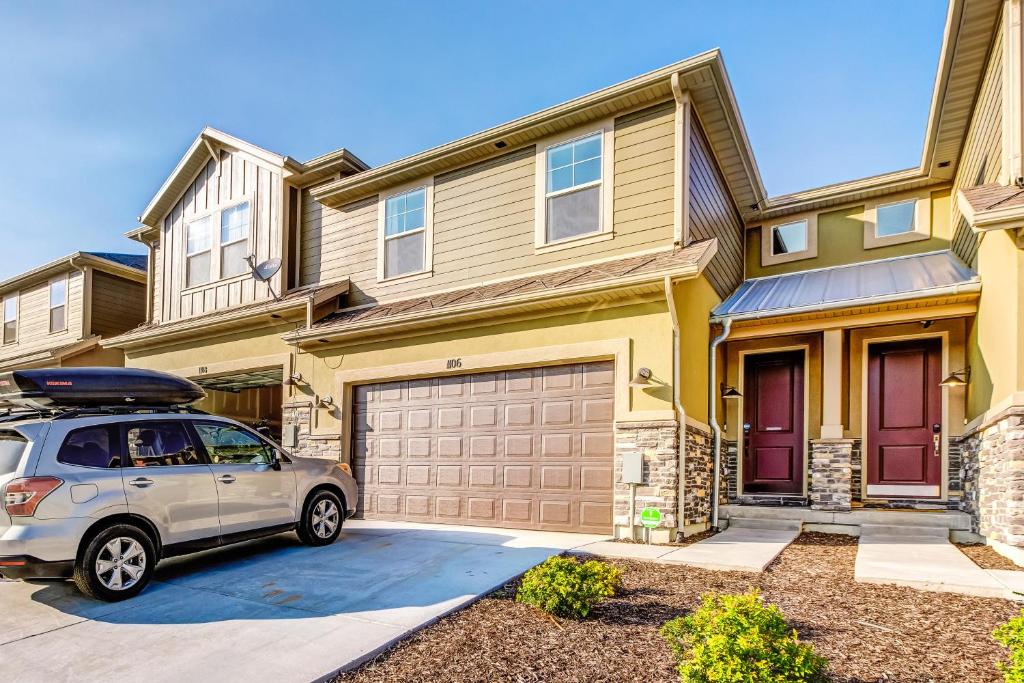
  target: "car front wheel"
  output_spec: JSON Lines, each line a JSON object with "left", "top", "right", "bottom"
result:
{"left": 297, "top": 490, "right": 343, "bottom": 546}
{"left": 73, "top": 524, "right": 156, "bottom": 602}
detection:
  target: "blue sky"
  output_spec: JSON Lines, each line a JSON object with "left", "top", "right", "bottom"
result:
{"left": 0, "top": 1, "right": 948, "bottom": 280}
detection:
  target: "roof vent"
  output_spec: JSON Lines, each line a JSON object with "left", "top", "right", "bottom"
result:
{"left": 937, "top": 161, "right": 950, "bottom": 168}
{"left": 494, "top": 140, "right": 507, "bottom": 149}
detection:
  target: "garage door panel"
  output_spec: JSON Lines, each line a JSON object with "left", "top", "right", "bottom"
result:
{"left": 353, "top": 361, "right": 613, "bottom": 533}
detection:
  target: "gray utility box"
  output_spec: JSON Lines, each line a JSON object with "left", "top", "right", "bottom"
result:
{"left": 281, "top": 424, "right": 300, "bottom": 448}
{"left": 621, "top": 451, "right": 643, "bottom": 484}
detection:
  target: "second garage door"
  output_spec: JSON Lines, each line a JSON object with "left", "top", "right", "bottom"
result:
{"left": 352, "top": 361, "right": 615, "bottom": 533}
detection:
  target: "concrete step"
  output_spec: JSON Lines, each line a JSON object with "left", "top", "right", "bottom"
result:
{"left": 720, "top": 505, "right": 972, "bottom": 530}
{"left": 728, "top": 517, "right": 802, "bottom": 532}
{"left": 860, "top": 524, "right": 950, "bottom": 539}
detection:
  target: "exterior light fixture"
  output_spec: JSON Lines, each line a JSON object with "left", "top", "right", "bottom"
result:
{"left": 940, "top": 367, "right": 970, "bottom": 387}
{"left": 318, "top": 395, "right": 334, "bottom": 408}
{"left": 720, "top": 384, "right": 742, "bottom": 399}
{"left": 629, "top": 367, "right": 653, "bottom": 387}
{"left": 283, "top": 372, "right": 303, "bottom": 386}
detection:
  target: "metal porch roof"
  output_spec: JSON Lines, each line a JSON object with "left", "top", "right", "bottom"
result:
{"left": 712, "top": 251, "right": 978, "bottom": 321}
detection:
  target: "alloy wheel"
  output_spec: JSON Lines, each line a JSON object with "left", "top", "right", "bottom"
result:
{"left": 312, "top": 499, "right": 339, "bottom": 539}
{"left": 95, "top": 537, "right": 147, "bottom": 591}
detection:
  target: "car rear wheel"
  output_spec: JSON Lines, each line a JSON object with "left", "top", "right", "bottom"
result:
{"left": 73, "top": 524, "right": 156, "bottom": 602}
{"left": 297, "top": 490, "right": 343, "bottom": 546}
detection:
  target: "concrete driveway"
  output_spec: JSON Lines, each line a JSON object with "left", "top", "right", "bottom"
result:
{"left": 0, "top": 520, "right": 606, "bottom": 682}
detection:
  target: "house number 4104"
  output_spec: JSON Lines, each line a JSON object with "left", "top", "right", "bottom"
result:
{"left": 446, "top": 358, "right": 462, "bottom": 369}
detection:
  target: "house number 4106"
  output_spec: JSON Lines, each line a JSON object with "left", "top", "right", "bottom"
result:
{"left": 446, "top": 358, "right": 462, "bottom": 370}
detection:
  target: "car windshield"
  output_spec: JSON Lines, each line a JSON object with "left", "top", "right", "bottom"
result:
{"left": 0, "top": 430, "right": 27, "bottom": 475}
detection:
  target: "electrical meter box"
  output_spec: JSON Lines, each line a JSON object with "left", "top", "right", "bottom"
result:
{"left": 621, "top": 451, "right": 643, "bottom": 484}
{"left": 282, "top": 424, "right": 300, "bottom": 448}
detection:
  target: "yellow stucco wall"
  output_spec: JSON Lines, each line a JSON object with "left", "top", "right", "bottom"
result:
{"left": 672, "top": 275, "right": 721, "bottom": 425}
{"left": 746, "top": 188, "right": 953, "bottom": 278}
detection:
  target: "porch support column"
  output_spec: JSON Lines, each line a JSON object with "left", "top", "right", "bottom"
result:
{"left": 821, "top": 328, "right": 845, "bottom": 439}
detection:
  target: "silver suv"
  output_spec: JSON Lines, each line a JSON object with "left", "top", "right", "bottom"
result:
{"left": 0, "top": 410, "right": 358, "bottom": 601}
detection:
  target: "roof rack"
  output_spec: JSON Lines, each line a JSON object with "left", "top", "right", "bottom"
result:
{"left": 51, "top": 405, "right": 210, "bottom": 420}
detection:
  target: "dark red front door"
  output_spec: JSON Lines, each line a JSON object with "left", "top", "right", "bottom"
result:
{"left": 867, "top": 339, "right": 942, "bottom": 498}
{"left": 743, "top": 351, "right": 805, "bottom": 495}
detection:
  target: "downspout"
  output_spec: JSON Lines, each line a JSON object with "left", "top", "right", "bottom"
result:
{"left": 68, "top": 255, "right": 91, "bottom": 340}
{"left": 664, "top": 276, "right": 686, "bottom": 538}
{"left": 709, "top": 317, "right": 732, "bottom": 530}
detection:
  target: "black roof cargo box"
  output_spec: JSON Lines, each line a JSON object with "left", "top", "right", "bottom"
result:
{"left": 0, "top": 368, "right": 206, "bottom": 410}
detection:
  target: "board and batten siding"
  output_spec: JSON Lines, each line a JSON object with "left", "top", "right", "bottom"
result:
{"left": 952, "top": 14, "right": 1003, "bottom": 267}
{"left": 157, "top": 149, "right": 282, "bottom": 322}
{"left": 91, "top": 271, "right": 146, "bottom": 338}
{"left": 0, "top": 270, "right": 84, "bottom": 364}
{"left": 300, "top": 100, "right": 679, "bottom": 306}
{"left": 688, "top": 115, "right": 744, "bottom": 298}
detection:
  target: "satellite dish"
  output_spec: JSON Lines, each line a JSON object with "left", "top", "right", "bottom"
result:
{"left": 245, "top": 256, "right": 283, "bottom": 301}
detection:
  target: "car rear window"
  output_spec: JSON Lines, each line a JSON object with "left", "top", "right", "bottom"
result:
{"left": 57, "top": 426, "right": 120, "bottom": 469}
{"left": 0, "top": 430, "right": 28, "bottom": 475}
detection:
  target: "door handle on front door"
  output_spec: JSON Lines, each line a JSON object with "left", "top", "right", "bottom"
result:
{"left": 933, "top": 423, "right": 941, "bottom": 457}
{"left": 128, "top": 478, "right": 153, "bottom": 488}
{"left": 217, "top": 474, "right": 236, "bottom": 484}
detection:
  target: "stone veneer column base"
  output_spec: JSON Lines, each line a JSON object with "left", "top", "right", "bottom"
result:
{"left": 681, "top": 423, "right": 714, "bottom": 534}
{"left": 960, "top": 407, "right": 1024, "bottom": 546}
{"left": 613, "top": 420, "right": 679, "bottom": 542}
{"left": 809, "top": 439, "right": 853, "bottom": 512}
{"left": 283, "top": 402, "right": 343, "bottom": 460}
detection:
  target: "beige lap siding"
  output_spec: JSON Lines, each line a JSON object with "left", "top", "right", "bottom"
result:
{"left": 353, "top": 361, "right": 615, "bottom": 533}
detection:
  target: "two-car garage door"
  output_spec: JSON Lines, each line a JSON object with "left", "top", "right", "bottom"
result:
{"left": 352, "top": 361, "right": 615, "bottom": 533}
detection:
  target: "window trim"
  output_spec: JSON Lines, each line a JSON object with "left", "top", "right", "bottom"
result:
{"left": 2, "top": 292, "right": 18, "bottom": 345}
{"left": 376, "top": 179, "right": 434, "bottom": 284}
{"left": 863, "top": 195, "right": 931, "bottom": 249}
{"left": 761, "top": 215, "right": 818, "bottom": 266}
{"left": 534, "top": 122, "right": 615, "bottom": 253}
{"left": 181, "top": 198, "right": 254, "bottom": 293}
{"left": 48, "top": 275, "right": 68, "bottom": 335}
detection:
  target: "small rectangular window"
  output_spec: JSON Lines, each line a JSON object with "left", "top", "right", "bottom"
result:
{"left": 876, "top": 200, "right": 916, "bottom": 237}
{"left": 220, "top": 202, "right": 250, "bottom": 278}
{"left": 185, "top": 215, "right": 213, "bottom": 288}
{"left": 771, "top": 220, "right": 808, "bottom": 255}
{"left": 49, "top": 278, "right": 67, "bottom": 333}
{"left": 2, "top": 295, "right": 16, "bottom": 344}
{"left": 125, "top": 422, "right": 201, "bottom": 467}
{"left": 545, "top": 133, "right": 603, "bottom": 243}
{"left": 383, "top": 188, "right": 426, "bottom": 279}
{"left": 58, "top": 426, "right": 120, "bottom": 469}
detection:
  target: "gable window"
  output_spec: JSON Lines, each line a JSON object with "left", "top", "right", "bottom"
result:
{"left": 383, "top": 187, "right": 427, "bottom": 279}
{"left": 544, "top": 132, "right": 603, "bottom": 243}
{"left": 185, "top": 215, "right": 213, "bottom": 288}
{"left": 48, "top": 277, "right": 67, "bottom": 333}
{"left": 220, "top": 201, "right": 250, "bottom": 278}
{"left": 771, "top": 220, "right": 808, "bottom": 255}
{"left": 875, "top": 199, "right": 916, "bottom": 237}
{"left": 2, "top": 295, "right": 16, "bottom": 345}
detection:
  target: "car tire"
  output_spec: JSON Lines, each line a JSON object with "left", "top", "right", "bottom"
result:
{"left": 297, "top": 489, "right": 344, "bottom": 546}
{"left": 73, "top": 523, "right": 156, "bottom": 602}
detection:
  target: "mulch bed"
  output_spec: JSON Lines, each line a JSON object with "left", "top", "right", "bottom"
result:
{"left": 337, "top": 533, "right": 1018, "bottom": 683}
{"left": 957, "top": 542, "right": 1023, "bottom": 571}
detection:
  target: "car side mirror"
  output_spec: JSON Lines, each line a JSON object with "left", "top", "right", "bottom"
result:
{"left": 269, "top": 451, "right": 282, "bottom": 471}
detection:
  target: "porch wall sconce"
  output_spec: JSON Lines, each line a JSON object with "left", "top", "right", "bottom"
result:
{"left": 940, "top": 367, "right": 971, "bottom": 387}
{"left": 629, "top": 367, "right": 654, "bottom": 387}
{"left": 283, "top": 372, "right": 304, "bottom": 386}
{"left": 317, "top": 395, "right": 335, "bottom": 408}
{"left": 720, "top": 384, "right": 742, "bottom": 399}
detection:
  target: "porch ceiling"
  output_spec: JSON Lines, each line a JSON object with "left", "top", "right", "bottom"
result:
{"left": 712, "top": 251, "right": 979, "bottom": 325}
{"left": 193, "top": 368, "right": 283, "bottom": 393}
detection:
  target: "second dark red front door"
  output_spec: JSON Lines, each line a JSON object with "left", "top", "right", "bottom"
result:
{"left": 742, "top": 350, "right": 805, "bottom": 495}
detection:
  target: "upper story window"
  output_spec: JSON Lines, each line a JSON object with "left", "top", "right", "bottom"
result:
{"left": 2, "top": 294, "right": 17, "bottom": 345}
{"left": 48, "top": 277, "right": 67, "bottom": 334}
{"left": 771, "top": 220, "right": 808, "bottom": 255}
{"left": 383, "top": 187, "right": 427, "bottom": 279}
{"left": 875, "top": 199, "right": 916, "bottom": 237}
{"left": 185, "top": 215, "right": 213, "bottom": 288}
{"left": 544, "top": 133, "right": 603, "bottom": 243}
{"left": 220, "top": 202, "right": 250, "bottom": 278}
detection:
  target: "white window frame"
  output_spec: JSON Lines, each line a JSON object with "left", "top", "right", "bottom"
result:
{"left": 863, "top": 194, "right": 931, "bottom": 249}
{"left": 376, "top": 179, "right": 434, "bottom": 284}
{"left": 218, "top": 200, "right": 252, "bottom": 280}
{"left": 761, "top": 214, "right": 818, "bottom": 266}
{"left": 2, "top": 292, "right": 17, "bottom": 345}
{"left": 48, "top": 275, "right": 68, "bottom": 334}
{"left": 182, "top": 198, "right": 254, "bottom": 291}
{"left": 534, "top": 121, "right": 615, "bottom": 253}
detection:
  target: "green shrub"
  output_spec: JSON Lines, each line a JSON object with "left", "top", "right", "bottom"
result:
{"left": 660, "top": 590, "right": 827, "bottom": 683}
{"left": 994, "top": 609, "right": 1024, "bottom": 682}
{"left": 515, "top": 555, "right": 622, "bottom": 619}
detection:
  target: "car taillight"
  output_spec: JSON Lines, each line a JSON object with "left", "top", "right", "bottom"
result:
{"left": 3, "top": 477, "right": 63, "bottom": 517}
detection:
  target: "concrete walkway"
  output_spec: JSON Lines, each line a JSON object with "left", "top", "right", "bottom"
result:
{"left": 855, "top": 526, "right": 1024, "bottom": 600}
{"left": 575, "top": 519, "right": 800, "bottom": 572}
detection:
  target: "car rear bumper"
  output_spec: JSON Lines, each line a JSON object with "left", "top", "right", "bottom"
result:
{"left": 0, "top": 516, "right": 93, "bottom": 564}
{"left": 0, "top": 555, "right": 74, "bottom": 580}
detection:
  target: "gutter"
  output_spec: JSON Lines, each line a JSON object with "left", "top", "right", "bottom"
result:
{"left": 708, "top": 318, "right": 732, "bottom": 530}
{"left": 663, "top": 276, "right": 686, "bottom": 538}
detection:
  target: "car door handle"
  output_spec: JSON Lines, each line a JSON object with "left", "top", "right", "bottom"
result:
{"left": 128, "top": 478, "right": 153, "bottom": 488}
{"left": 217, "top": 475, "right": 236, "bottom": 484}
